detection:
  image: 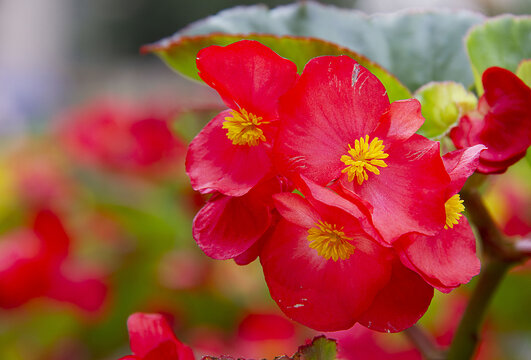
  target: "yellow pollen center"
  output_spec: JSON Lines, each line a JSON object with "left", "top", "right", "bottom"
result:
{"left": 340, "top": 135, "right": 389, "bottom": 185}
{"left": 307, "top": 220, "right": 356, "bottom": 261}
{"left": 222, "top": 109, "right": 269, "bottom": 146}
{"left": 445, "top": 194, "right": 465, "bottom": 229}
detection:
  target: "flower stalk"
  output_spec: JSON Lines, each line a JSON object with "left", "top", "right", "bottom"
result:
{"left": 447, "top": 186, "right": 526, "bottom": 359}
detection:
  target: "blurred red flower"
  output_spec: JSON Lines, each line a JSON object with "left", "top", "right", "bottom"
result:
{"left": 450, "top": 66, "right": 531, "bottom": 174}
{"left": 59, "top": 100, "right": 186, "bottom": 177}
{"left": 120, "top": 313, "right": 194, "bottom": 360}
{"left": 0, "top": 209, "right": 107, "bottom": 311}
{"left": 186, "top": 40, "right": 298, "bottom": 196}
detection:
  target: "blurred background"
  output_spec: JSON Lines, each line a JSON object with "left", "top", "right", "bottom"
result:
{"left": 0, "top": 0, "right": 530, "bottom": 359}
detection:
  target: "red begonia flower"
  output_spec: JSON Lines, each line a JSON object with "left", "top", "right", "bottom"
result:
{"left": 120, "top": 313, "right": 194, "bottom": 360}
{"left": 260, "top": 176, "right": 432, "bottom": 332}
{"left": 394, "top": 145, "right": 484, "bottom": 292}
{"left": 192, "top": 176, "right": 288, "bottom": 261}
{"left": 0, "top": 210, "right": 107, "bottom": 311}
{"left": 186, "top": 40, "right": 298, "bottom": 196}
{"left": 60, "top": 101, "right": 185, "bottom": 176}
{"left": 450, "top": 66, "right": 531, "bottom": 174}
{"left": 274, "top": 56, "right": 449, "bottom": 242}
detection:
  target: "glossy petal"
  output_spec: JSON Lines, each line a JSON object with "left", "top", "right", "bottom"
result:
{"left": 347, "top": 135, "right": 449, "bottom": 242}
{"left": 358, "top": 260, "right": 434, "bottom": 333}
{"left": 193, "top": 178, "right": 282, "bottom": 260}
{"left": 197, "top": 40, "right": 298, "bottom": 120}
{"left": 186, "top": 110, "right": 272, "bottom": 196}
{"left": 450, "top": 67, "right": 531, "bottom": 174}
{"left": 274, "top": 56, "right": 389, "bottom": 184}
{"left": 374, "top": 99, "right": 425, "bottom": 143}
{"left": 261, "top": 220, "right": 391, "bottom": 331}
{"left": 127, "top": 313, "right": 194, "bottom": 360}
{"left": 442, "top": 145, "right": 486, "bottom": 196}
{"left": 395, "top": 217, "right": 480, "bottom": 292}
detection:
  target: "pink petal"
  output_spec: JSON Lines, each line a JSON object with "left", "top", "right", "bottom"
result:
{"left": 186, "top": 110, "right": 272, "bottom": 196}
{"left": 358, "top": 260, "right": 434, "bottom": 333}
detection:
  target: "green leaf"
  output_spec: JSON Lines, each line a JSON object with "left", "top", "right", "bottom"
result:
{"left": 294, "top": 336, "right": 337, "bottom": 360}
{"left": 516, "top": 59, "right": 531, "bottom": 88}
{"left": 466, "top": 15, "right": 531, "bottom": 94}
{"left": 144, "top": 34, "right": 411, "bottom": 102}
{"left": 415, "top": 82, "right": 477, "bottom": 138}
{"left": 146, "top": 2, "right": 484, "bottom": 92}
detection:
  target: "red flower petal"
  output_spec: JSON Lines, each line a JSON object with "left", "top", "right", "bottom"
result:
{"left": 273, "top": 192, "right": 321, "bottom": 229}
{"left": 358, "top": 260, "right": 434, "bottom": 333}
{"left": 395, "top": 217, "right": 480, "bottom": 292}
{"left": 186, "top": 110, "right": 272, "bottom": 196}
{"left": 450, "top": 67, "right": 531, "bottom": 174}
{"left": 233, "top": 222, "right": 277, "bottom": 266}
{"left": 262, "top": 180, "right": 392, "bottom": 331}
{"left": 274, "top": 56, "right": 389, "bottom": 184}
{"left": 47, "top": 270, "right": 108, "bottom": 312}
{"left": 197, "top": 40, "right": 298, "bottom": 120}
{"left": 0, "top": 231, "right": 51, "bottom": 308}
{"left": 442, "top": 145, "right": 486, "bottom": 196}
{"left": 193, "top": 177, "right": 283, "bottom": 260}
{"left": 127, "top": 313, "right": 194, "bottom": 360}
{"left": 346, "top": 135, "right": 449, "bottom": 242}
{"left": 374, "top": 99, "right": 425, "bottom": 143}
{"left": 33, "top": 209, "right": 70, "bottom": 261}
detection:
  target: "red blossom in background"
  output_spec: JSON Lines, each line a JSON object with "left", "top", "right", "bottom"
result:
{"left": 0, "top": 209, "right": 107, "bottom": 311}
{"left": 186, "top": 40, "right": 298, "bottom": 196}
{"left": 120, "top": 313, "right": 194, "bottom": 360}
{"left": 59, "top": 100, "right": 186, "bottom": 177}
{"left": 274, "top": 56, "right": 450, "bottom": 242}
{"left": 450, "top": 66, "right": 531, "bottom": 174}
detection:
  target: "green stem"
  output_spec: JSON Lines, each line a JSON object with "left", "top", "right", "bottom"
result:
{"left": 447, "top": 188, "right": 524, "bottom": 359}
{"left": 446, "top": 259, "right": 510, "bottom": 360}
{"left": 404, "top": 325, "right": 445, "bottom": 360}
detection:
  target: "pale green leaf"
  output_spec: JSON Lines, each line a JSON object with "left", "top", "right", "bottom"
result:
{"left": 415, "top": 82, "right": 477, "bottom": 138}
{"left": 466, "top": 15, "right": 531, "bottom": 94}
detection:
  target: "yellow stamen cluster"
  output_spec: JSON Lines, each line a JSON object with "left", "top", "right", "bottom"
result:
{"left": 222, "top": 108, "right": 269, "bottom": 146}
{"left": 307, "top": 220, "right": 356, "bottom": 261}
{"left": 445, "top": 194, "right": 465, "bottom": 229}
{"left": 341, "top": 135, "right": 389, "bottom": 185}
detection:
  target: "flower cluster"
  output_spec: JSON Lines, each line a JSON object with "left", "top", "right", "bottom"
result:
{"left": 0, "top": 209, "right": 107, "bottom": 311}
{"left": 186, "top": 40, "right": 489, "bottom": 332}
